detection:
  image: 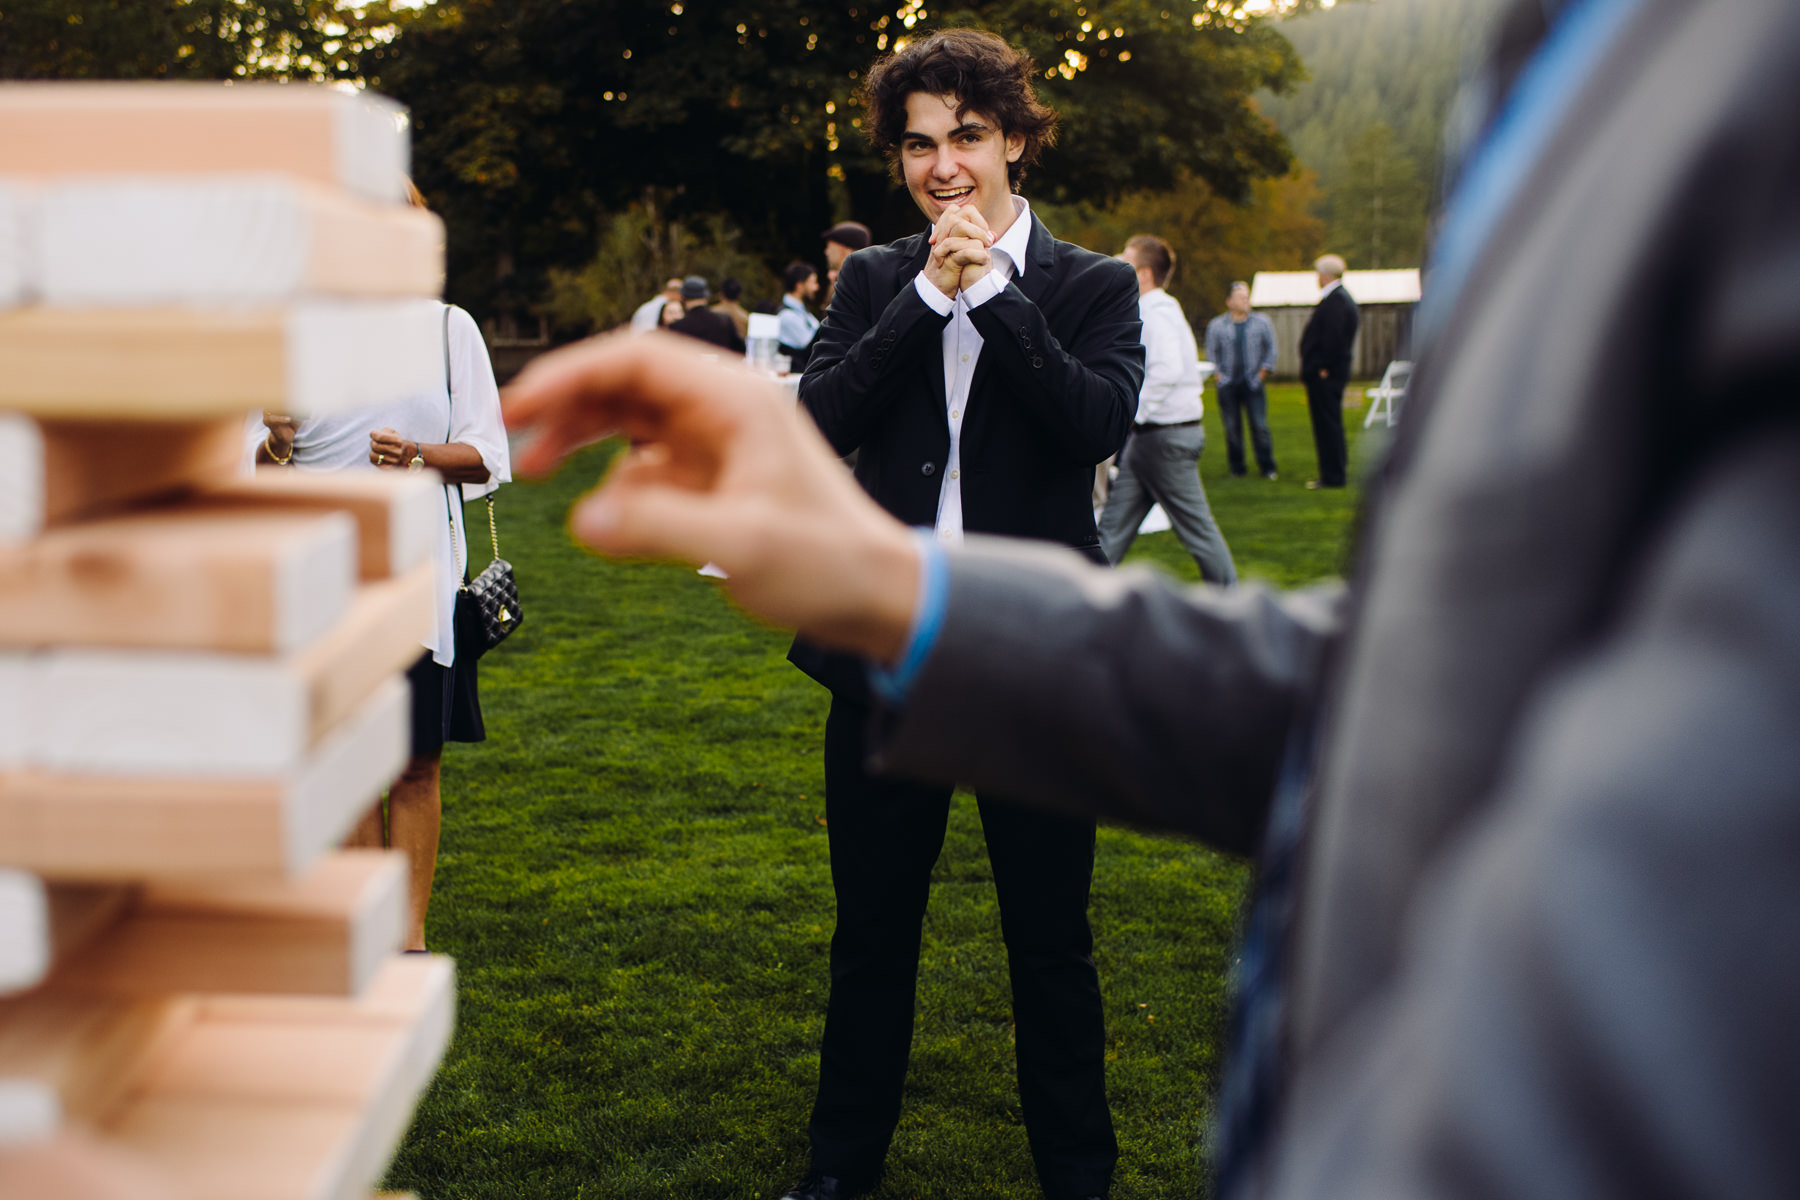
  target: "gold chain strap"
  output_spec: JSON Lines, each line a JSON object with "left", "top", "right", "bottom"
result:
{"left": 451, "top": 492, "right": 502, "bottom": 594}
{"left": 486, "top": 494, "right": 501, "bottom": 562}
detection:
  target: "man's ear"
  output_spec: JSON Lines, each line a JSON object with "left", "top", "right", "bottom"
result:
{"left": 1005, "top": 131, "right": 1025, "bottom": 163}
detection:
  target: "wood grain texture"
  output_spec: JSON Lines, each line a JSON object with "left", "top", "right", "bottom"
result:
{"left": 35, "top": 179, "right": 443, "bottom": 305}
{"left": 102, "top": 955, "right": 455, "bottom": 1200}
{"left": 196, "top": 472, "right": 439, "bottom": 582}
{"left": 0, "top": 507, "right": 355, "bottom": 654}
{"left": 28, "top": 564, "right": 429, "bottom": 776}
{"left": 51, "top": 851, "right": 405, "bottom": 998}
{"left": 0, "top": 301, "right": 440, "bottom": 419}
{"left": 0, "top": 83, "right": 406, "bottom": 205}
{"left": 0, "top": 677, "right": 410, "bottom": 881}
{"left": 0, "top": 988, "right": 195, "bottom": 1127}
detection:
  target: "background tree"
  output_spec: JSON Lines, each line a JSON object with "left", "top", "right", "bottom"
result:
{"left": 0, "top": 0, "right": 397, "bottom": 81}
{"left": 358, "top": 0, "right": 1331, "bottom": 331}
{"left": 1325, "top": 122, "right": 1426, "bottom": 268}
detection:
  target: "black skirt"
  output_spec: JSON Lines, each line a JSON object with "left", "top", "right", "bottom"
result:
{"left": 406, "top": 648, "right": 485, "bottom": 757}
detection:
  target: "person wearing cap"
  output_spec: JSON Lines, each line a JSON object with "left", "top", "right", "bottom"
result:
{"left": 822, "top": 220, "right": 874, "bottom": 307}
{"left": 777, "top": 261, "right": 822, "bottom": 371}
{"left": 669, "top": 275, "right": 746, "bottom": 353}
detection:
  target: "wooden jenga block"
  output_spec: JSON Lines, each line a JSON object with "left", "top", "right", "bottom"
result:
{"left": 51, "top": 851, "right": 405, "bottom": 998}
{"left": 0, "top": 300, "right": 441, "bottom": 419}
{"left": 23, "top": 565, "right": 430, "bottom": 777}
{"left": 0, "top": 414, "right": 255, "bottom": 545}
{"left": 0, "top": 676, "right": 410, "bottom": 881}
{"left": 33, "top": 178, "right": 444, "bottom": 305}
{"left": 101, "top": 955, "right": 454, "bottom": 1200}
{"left": 0, "top": 1131, "right": 176, "bottom": 1200}
{"left": 0, "top": 182, "right": 21, "bottom": 309}
{"left": 0, "top": 83, "right": 407, "bottom": 205}
{"left": 195, "top": 471, "right": 441, "bottom": 581}
{"left": 0, "top": 988, "right": 196, "bottom": 1131}
{"left": 0, "top": 508, "right": 356, "bottom": 655}
{"left": 0, "top": 874, "right": 133, "bottom": 997}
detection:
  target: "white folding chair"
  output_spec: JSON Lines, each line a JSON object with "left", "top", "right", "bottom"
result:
{"left": 1364, "top": 360, "right": 1413, "bottom": 429}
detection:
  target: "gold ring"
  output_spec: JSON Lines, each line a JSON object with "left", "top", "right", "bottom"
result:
{"left": 376, "top": 453, "right": 384, "bottom": 464}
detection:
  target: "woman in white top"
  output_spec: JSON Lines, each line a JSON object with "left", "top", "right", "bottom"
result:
{"left": 258, "top": 298, "right": 511, "bottom": 952}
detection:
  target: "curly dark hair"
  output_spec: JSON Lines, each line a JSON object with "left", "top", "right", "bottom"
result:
{"left": 862, "top": 29, "right": 1058, "bottom": 190}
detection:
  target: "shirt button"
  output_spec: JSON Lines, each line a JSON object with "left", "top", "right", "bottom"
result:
{"left": 950, "top": 409, "right": 960, "bottom": 419}
{"left": 921, "top": 462, "right": 936, "bottom": 477}
{"left": 950, "top": 469, "right": 960, "bottom": 480}
{"left": 961, "top": 353, "right": 970, "bottom": 363}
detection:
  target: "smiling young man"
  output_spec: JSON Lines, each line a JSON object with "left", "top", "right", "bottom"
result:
{"left": 785, "top": 28, "right": 1143, "bottom": 1200}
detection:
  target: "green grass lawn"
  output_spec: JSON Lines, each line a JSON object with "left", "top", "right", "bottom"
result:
{"left": 389, "top": 383, "right": 1378, "bottom": 1199}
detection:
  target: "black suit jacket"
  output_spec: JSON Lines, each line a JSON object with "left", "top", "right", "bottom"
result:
{"left": 791, "top": 214, "right": 1143, "bottom": 697}
{"left": 670, "top": 306, "right": 746, "bottom": 354}
{"left": 1299, "top": 285, "right": 1359, "bottom": 385}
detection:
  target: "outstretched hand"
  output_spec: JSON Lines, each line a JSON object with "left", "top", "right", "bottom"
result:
{"left": 503, "top": 332, "right": 921, "bottom": 661}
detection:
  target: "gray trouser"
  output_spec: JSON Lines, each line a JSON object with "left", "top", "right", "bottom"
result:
{"left": 1098, "top": 422, "right": 1238, "bottom": 585}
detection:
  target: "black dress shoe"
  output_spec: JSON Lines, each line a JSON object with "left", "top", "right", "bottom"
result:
{"left": 779, "top": 1174, "right": 865, "bottom": 1200}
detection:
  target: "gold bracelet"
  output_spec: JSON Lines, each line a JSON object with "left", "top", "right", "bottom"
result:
{"left": 265, "top": 433, "right": 293, "bottom": 465}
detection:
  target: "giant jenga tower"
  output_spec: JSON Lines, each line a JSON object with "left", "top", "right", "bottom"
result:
{"left": 0, "top": 83, "right": 459, "bottom": 1200}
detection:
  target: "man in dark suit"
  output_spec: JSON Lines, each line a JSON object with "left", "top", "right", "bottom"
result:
{"left": 782, "top": 27, "right": 1141, "bottom": 1200}
{"left": 667, "top": 275, "right": 745, "bottom": 354}
{"left": 509, "top": 0, "right": 1800, "bottom": 1195}
{"left": 1296, "top": 254, "right": 1358, "bottom": 488}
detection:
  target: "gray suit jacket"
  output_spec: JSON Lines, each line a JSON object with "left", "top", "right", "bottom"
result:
{"left": 868, "top": 1, "right": 1800, "bottom": 1194}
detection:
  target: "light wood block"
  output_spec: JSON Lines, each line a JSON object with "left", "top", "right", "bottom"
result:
{"left": 0, "top": 988, "right": 195, "bottom": 1133}
{"left": 103, "top": 955, "right": 454, "bottom": 1200}
{"left": 27, "top": 565, "right": 429, "bottom": 777}
{"left": 0, "top": 507, "right": 355, "bottom": 654}
{"left": 51, "top": 851, "right": 405, "bottom": 998}
{"left": 0, "top": 876, "right": 133, "bottom": 997}
{"left": 0, "top": 300, "right": 441, "bottom": 419}
{"left": 0, "top": 414, "right": 254, "bottom": 545}
{"left": 0, "top": 1131, "right": 176, "bottom": 1198}
{"left": 196, "top": 472, "right": 440, "bottom": 581}
{"left": 0, "top": 677, "right": 410, "bottom": 881}
{"left": 0, "top": 182, "right": 21, "bottom": 309}
{"left": 34, "top": 178, "right": 444, "bottom": 305}
{"left": 0, "top": 83, "right": 407, "bottom": 205}
{"left": 0, "top": 869, "right": 48, "bottom": 995}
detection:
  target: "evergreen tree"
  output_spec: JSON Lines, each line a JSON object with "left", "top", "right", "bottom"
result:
{"left": 1328, "top": 122, "right": 1426, "bottom": 268}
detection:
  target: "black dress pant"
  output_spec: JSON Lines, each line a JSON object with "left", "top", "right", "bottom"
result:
{"left": 1304, "top": 374, "right": 1349, "bottom": 487}
{"left": 808, "top": 698, "right": 1117, "bottom": 1199}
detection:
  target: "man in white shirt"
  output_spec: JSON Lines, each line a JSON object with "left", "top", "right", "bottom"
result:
{"left": 628, "top": 277, "right": 683, "bottom": 332}
{"left": 784, "top": 28, "right": 1143, "bottom": 1200}
{"left": 1097, "top": 236, "right": 1238, "bottom": 585}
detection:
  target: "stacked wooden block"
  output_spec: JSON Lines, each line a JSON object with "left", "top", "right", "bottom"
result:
{"left": 0, "top": 84, "right": 457, "bottom": 1199}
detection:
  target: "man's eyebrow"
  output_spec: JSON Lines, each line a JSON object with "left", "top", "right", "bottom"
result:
{"left": 900, "top": 121, "right": 991, "bottom": 143}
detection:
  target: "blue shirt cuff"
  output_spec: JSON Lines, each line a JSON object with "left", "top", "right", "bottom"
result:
{"left": 866, "top": 531, "right": 950, "bottom": 708}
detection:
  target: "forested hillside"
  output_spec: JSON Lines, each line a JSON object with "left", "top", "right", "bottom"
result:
{"left": 1259, "top": 0, "right": 1510, "bottom": 268}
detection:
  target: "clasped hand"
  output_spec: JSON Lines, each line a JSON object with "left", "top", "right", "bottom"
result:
{"left": 925, "top": 203, "right": 995, "bottom": 299}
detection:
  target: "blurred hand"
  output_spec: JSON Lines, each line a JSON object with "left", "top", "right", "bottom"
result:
{"left": 261, "top": 411, "right": 296, "bottom": 453}
{"left": 503, "top": 333, "right": 921, "bottom": 660}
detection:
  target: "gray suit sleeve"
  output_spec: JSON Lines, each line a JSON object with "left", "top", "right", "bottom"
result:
{"left": 868, "top": 536, "right": 1346, "bottom": 855}
{"left": 1268, "top": 429, "right": 1800, "bottom": 1199}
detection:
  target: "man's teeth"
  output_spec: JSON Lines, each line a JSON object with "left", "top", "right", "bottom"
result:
{"left": 934, "top": 188, "right": 973, "bottom": 200}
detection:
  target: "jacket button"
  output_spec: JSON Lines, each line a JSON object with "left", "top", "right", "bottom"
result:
{"left": 921, "top": 462, "right": 937, "bottom": 477}
{"left": 1030, "top": 355, "right": 1044, "bottom": 368}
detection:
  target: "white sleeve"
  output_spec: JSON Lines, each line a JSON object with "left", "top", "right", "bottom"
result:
{"left": 444, "top": 305, "right": 511, "bottom": 501}
{"left": 1139, "top": 305, "right": 1187, "bottom": 406}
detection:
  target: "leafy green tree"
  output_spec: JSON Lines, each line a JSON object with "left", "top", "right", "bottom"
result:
{"left": 360, "top": 0, "right": 1329, "bottom": 326}
{"left": 1326, "top": 121, "right": 1426, "bottom": 268}
{"left": 541, "top": 195, "right": 781, "bottom": 335}
{"left": 1039, "top": 166, "right": 1325, "bottom": 328}
{"left": 0, "top": 0, "right": 397, "bottom": 81}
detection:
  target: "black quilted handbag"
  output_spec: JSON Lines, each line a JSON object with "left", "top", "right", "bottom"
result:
{"left": 454, "top": 495, "right": 522, "bottom": 659}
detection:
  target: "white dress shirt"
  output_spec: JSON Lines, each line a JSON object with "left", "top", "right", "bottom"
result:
{"left": 1133, "top": 288, "right": 1204, "bottom": 426}
{"left": 910, "top": 194, "right": 1035, "bottom": 544}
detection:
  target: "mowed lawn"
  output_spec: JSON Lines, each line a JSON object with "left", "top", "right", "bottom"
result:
{"left": 390, "top": 383, "right": 1382, "bottom": 1199}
